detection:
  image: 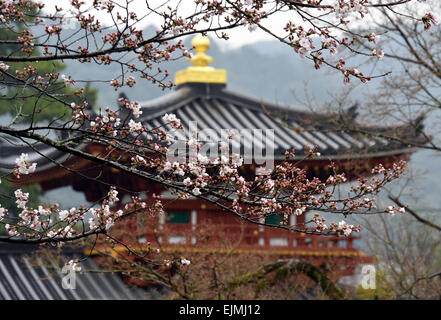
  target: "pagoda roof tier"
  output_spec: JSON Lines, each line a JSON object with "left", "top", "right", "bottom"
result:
{"left": 0, "top": 81, "right": 426, "bottom": 174}
{"left": 135, "top": 81, "right": 426, "bottom": 160}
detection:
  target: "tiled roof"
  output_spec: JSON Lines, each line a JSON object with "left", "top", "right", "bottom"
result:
{"left": 137, "top": 83, "right": 424, "bottom": 159}
{"left": 0, "top": 244, "right": 146, "bottom": 300}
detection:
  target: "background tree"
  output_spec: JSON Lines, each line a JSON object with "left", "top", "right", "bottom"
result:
{"left": 292, "top": 0, "right": 441, "bottom": 299}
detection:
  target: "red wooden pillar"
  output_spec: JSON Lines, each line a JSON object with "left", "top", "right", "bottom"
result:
{"left": 296, "top": 212, "right": 306, "bottom": 226}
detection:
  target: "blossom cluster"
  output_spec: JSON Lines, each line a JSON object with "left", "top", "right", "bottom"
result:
{"left": 333, "top": 0, "right": 369, "bottom": 21}
{"left": 14, "top": 153, "right": 37, "bottom": 178}
{"left": 386, "top": 205, "right": 406, "bottom": 216}
{"left": 163, "top": 113, "right": 183, "bottom": 130}
{"left": 89, "top": 107, "right": 121, "bottom": 137}
{"left": 1, "top": 153, "right": 129, "bottom": 241}
{"left": 119, "top": 97, "right": 142, "bottom": 118}
{"left": 70, "top": 101, "right": 91, "bottom": 124}
{"left": 89, "top": 205, "right": 124, "bottom": 231}
{"left": 312, "top": 215, "right": 361, "bottom": 237}
{"left": 329, "top": 220, "right": 361, "bottom": 237}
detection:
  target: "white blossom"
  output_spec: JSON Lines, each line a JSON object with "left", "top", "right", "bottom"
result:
{"left": 59, "top": 210, "right": 69, "bottom": 221}
{"left": 15, "top": 153, "right": 37, "bottom": 175}
{"left": 162, "top": 113, "right": 182, "bottom": 129}
{"left": 128, "top": 119, "right": 142, "bottom": 132}
{"left": 5, "top": 224, "right": 18, "bottom": 237}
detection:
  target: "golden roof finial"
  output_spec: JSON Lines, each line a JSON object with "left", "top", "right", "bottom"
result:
{"left": 189, "top": 34, "right": 213, "bottom": 67}
{"left": 175, "top": 34, "right": 227, "bottom": 86}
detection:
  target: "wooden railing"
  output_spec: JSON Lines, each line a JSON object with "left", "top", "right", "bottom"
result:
{"left": 140, "top": 223, "right": 359, "bottom": 253}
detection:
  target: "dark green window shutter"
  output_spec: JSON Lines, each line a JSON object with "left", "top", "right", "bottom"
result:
{"left": 265, "top": 214, "right": 283, "bottom": 226}
{"left": 167, "top": 211, "right": 190, "bottom": 224}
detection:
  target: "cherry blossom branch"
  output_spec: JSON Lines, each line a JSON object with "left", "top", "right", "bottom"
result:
{"left": 388, "top": 195, "right": 441, "bottom": 232}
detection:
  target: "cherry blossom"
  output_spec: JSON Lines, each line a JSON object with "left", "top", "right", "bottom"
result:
{"left": 128, "top": 119, "right": 142, "bottom": 132}
{"left": 163, "top": 113, "right": 183, "bottom": 130}
{"left": 372, "top": 49, "right": 384, "bottom": 60}
{"left": 14, "top": 153, "right": 37, "bottom": 178}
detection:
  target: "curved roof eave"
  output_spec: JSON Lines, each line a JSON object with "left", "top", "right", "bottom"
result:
{"left": 270, "top": 146, "right": 419, "bottom": 161}
{"left": 0, "top": 141, "right": 90, "bottom": 173}
{"left": 138, "top": 83, "right": 316, "bottom": 121}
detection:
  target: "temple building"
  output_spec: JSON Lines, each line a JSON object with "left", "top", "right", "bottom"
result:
{"left": 0, "top": 34, "right": 426, "bottom": 281}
